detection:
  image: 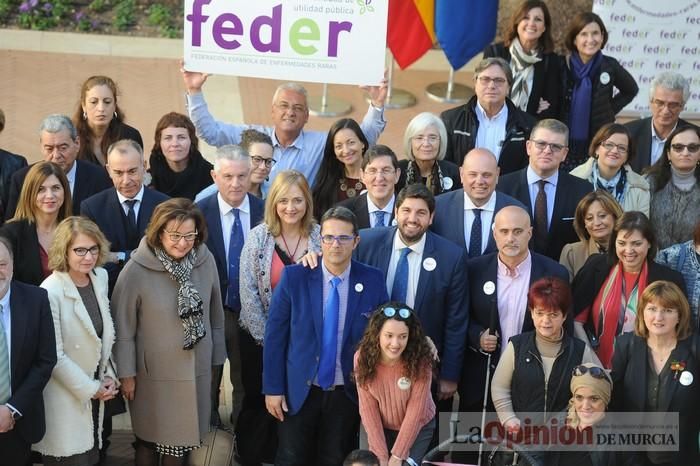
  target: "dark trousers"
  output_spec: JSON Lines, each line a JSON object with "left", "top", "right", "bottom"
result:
{"left": 275, "top": 386, "right": 360, "bottom": 466}
{"left": 211, "top": 309, "right": 244, "bottom": 425}
{"left": 0, "top": 430, "right": 30, "bottom": 466}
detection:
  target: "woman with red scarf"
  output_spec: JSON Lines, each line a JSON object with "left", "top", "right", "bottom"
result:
{"left": 572, "top": 211, "right": 685, "bottom": 368}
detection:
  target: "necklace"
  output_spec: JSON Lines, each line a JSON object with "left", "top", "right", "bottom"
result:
{"left": 339, "top": 178, "right": 364, "bottom": 197}
{"left": 280, "top": 233, "right": 303, "bottom": 260}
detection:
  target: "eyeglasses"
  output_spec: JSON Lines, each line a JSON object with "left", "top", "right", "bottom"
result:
{"left": 165, "top": 230, "right": 198, "bottom": 242}
{"left": 600, "top": 141, "right": 628, "bottom": 155}
{"left": 413, "top": 135, "right": 440, "bottom": 145}
{"left": 476, "top": 76, "right": 508, "bottom": 86}
{"left": 251, "top": 156, "right": 276, "bottom": 168}
{"left": 364, "top": 167, "right": 396, "bottom": 177}
{"left": 530, "top": 140, "right": 567, "bottom": 153}
{"left": 572, "top": 365, "right": 611, "bottom": 384}
{"left": 321, "top": 234, "right": 356, "bottom": 245}
{"left": 274, "top": 102, "right": 306, "bottom": 114}
{"left": 72, "top": 246, "right": 100, "bottom": 257}
{"left": 651, "top": 99, "right": 683, "bottom": 112}
{"left": 670, "top": 143, "right": 700, "bottom": 153}
{"left": 382, "top": 306, "right": 411, "bottom": 319}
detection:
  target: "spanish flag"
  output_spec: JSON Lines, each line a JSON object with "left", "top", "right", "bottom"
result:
{"left": 388, "top": 0, "right": 435, "bottom": 69}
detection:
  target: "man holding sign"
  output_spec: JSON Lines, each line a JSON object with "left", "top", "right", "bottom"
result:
{"left": 181, "top": 67, "right": 388, "bottom": 191}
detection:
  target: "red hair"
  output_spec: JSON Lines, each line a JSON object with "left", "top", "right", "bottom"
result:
{"left": 527, "top": 277, "right": 572, "bottom": 316}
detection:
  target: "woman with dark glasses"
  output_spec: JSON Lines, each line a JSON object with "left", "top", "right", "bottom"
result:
{"left": 354, "top": 303, "right": 435, "bottom": 466}
{"left": 646, "top": 125, "right": 700, "bottom": 249}
{"left": 611, "top": 280, "right": 700, "bottom": 465}
{"left": 491, "top": 277, "right": 597, "bottom": 433}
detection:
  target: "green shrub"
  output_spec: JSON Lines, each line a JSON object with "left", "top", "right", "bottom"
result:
{"left": 113, "top": 0, "right": 134, "bottom": 31}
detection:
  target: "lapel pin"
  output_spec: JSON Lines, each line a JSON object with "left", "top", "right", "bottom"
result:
{"left": 422, "top": 257, "right": 436, "bottom": 271}
{"left": 397, "top": 376, "right": 411, "bottom": 390}
{"left": 355, "top": 283, "right": 364, "bottom": 292}
{"left": 680, "top": 371, "right": 694, "bottom": 386}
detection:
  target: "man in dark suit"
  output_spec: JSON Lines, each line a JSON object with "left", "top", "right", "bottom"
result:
{"left": 0, "top": 236, "right": 56, "bottom": 465}
{"left": 0, "top": 109, "right": 28, "bottom": 223}
{"left": 458, "top": 205, "right": 568, "bottom": 418}
{"left": 81, "top": 139, "right": 169, "bottom": 294}
{"left": 354, "top": 183, "right": 468, "bottom": 411}
{"left": 5, "top": 114, "right": 111, "bottom": 220}
{"left": 196, "top": 145, "right": 264, "bottom": 429}
{"left": 263, "top": 207, "right": 388, "bottom": 466}
{"left": 497, "top": 119, "right": 592, "bottom": 261}
{"left": 432, "top": 148, "right": 525, "bottom": 256}
{"left": 625, "top": 72, "right": 694, "bottom": 174}
{"left": 337, "top": 145, "right": 400, "bottom": 229}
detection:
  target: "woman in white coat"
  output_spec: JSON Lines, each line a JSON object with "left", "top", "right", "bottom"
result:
{"left": 34, "top": 216, "right": 118, "bottom": 465}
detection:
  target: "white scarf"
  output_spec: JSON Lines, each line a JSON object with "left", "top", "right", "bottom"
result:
{"left": 509, "top": 38, "right": 542, "bottom": 112}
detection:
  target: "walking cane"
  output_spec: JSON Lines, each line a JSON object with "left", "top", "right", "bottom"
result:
{"left": 478, "top": 281, "right": 497, "bottom": 466}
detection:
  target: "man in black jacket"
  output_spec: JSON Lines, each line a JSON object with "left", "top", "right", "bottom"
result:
{"left": 441, "top": 57, "right": 535, "bottom": 175}
{"left": 0, "top": 110, "right": 28, "bottom": 223}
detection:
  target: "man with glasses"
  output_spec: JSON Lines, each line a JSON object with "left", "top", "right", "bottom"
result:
{"left": 441, "top": 57, "right": 535, "bottom": 175}
{"left": 626, "top": 72, "right": 696, "bottom": 174}
{"left": 181, "top": 65, "right": 388, "bottom": 189}
{"left": 263, "top": 207, "right": 387, "bottom": 466}
{"left": 5, "top": 114, "right": 112, "bottom": 220}
{"left": 338, "top": 145, "right": 400, "bottom": 229}
{"left": 497, "top": 119, "right": 592, "bottom": 260}
{"left": 353, "top": 183, "right": 468, "bottom": 432}
{"left": 196, "top": 145, "right": 264, "bottom": 429}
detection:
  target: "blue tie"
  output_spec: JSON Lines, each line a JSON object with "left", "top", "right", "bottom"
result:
{"left": 226, "top": 208, "right": 244, "bottom": 311}
{"left": 373, "top": 211, "right": 386, "bottom": 227}
{"left": 0, "top": 304, "right": 10, "bottom": 404}
{"left": 468, "top": 208, "right": 483, "bottom": 258}
{"left": 391, "top": 248, "right": 411, "bottom": 302}
{"left": 319, "top": 276, "right": 341, "bottom": 389}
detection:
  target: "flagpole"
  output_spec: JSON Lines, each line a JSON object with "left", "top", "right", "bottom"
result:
{"left": 308, "top": 83, "right": 352, "bottom": 117}
{"left": 366, "top": 50, "right": 416, "bottom": 109}
{"left": 426, "top": 66, "right": 472, "bottom": 104}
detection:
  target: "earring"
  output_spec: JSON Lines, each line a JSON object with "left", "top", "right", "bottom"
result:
{"left": 114, "top": 111, "right": 118, "bottom": 118}
{"left": 82, "top": 111, "right": 87, "bottom": 120}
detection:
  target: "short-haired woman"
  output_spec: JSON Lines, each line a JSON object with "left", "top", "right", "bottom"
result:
{"left": 113, "top": 198, "right": 226, "bottom": 466}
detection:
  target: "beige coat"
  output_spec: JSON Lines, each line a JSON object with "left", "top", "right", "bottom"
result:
{"left": 34, "top": 267, "right": 116, "bottom": 457}
{"left": 559, "top": 238, "right": 603, "bottom": 282}
{"left": 112, "top": 239, "right": 226, "bottom": 446}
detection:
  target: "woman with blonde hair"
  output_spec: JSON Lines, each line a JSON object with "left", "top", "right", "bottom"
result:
{"left": 237, "top": 169, "right": 321, "bottom": 464}
{"left": 35, "top": 216, "right": 118, "bottom": 465}
{"left": 0, "top": 161, "right": 71, "bottom": 285}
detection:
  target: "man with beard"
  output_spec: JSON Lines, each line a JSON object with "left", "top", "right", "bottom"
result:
{"left": 458, "top": 205, "right": 568, "bottom": 418}
{"left": 353, "top": 183, "right": 469, "bottom": 418}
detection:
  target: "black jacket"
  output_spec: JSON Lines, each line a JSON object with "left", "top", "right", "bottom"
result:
{"left": 0, "top": 149, "right": 27, "bottom": 221}
{"left": 483, "top": 42, "right": 562, "bottom": 120}
{"left": 336, "top": 193, "right": 395, "bottom": 230}
{"left": 561, "top": 54, "right": 638, "bottom": 149}
{"left": 396, "top": 159, "right": 462, "bottom": 195}
{"left": 0, "top": 219, "right": 47, "bottom": 286}
{"left": 441, "top": 95, "right": 536, "bottom": 173}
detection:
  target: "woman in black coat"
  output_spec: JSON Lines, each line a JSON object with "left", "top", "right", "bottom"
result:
{"left": 483, "top": 0, "right": 561, "bottom": 120}
{"left": 611, "top": 280, "right": 700, "bottom": 465}
{"left": 561, "top": 12, "right": 638, "bottom": 170}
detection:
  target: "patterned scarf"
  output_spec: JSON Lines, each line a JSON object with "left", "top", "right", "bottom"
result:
{"left": 405, "top": 160, "right": 445, "bottom": 195}
{"left": 509, "top": 38, "right": 541, "bottom": 112}
{"left": 592, "top": 159, "right": 627, "bottom": 205}
{"left": 155, "top": 247, "right": 206, "bottom": 349}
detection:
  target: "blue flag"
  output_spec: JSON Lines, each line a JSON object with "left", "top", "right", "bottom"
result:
{"left": 436, "top": 0, "right": 499, "bottom": 70}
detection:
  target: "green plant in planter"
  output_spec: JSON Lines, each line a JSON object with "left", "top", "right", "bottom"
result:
{"left": 113, "top": 0, "right": 134, "bottom": 31}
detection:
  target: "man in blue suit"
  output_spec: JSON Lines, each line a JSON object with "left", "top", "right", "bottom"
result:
{"left": 196, "top": 145, "right": 264, "bottom": 429}
{"left": 354, "top": 183, "right": 468, "bottom": 406}
{"left": 458, "top": 206, "right": 569, "bottom": 417}
{"left": 263, "top": 207, "right": 388, "bottom": 466}
{"left": 81, "top": 139, "right": 169, "bottom": 294}
{"left": 0, "top": 236, "right": 56, "bottom": 466}
{"left": 432, "top": 148, "right": 525, "bottom": 257}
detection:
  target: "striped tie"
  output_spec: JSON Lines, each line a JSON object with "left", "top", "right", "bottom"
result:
{"left": 0, "top": 304, "right": 10, "bottom": 403}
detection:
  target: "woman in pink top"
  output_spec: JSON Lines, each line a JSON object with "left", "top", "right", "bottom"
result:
{"left": 354, "top": 303, "right": 436, "bottom": 466}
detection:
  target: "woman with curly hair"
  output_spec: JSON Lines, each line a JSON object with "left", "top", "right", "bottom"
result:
{"left": 354, "top": 302, "right": 435, "bottom": 466}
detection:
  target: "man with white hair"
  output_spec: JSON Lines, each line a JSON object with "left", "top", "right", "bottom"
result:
{"left": 625, "top": 72, "right": 697, "bottom": 173}
{"left": 181, "top": 65, "right": 388, "bottom": 189}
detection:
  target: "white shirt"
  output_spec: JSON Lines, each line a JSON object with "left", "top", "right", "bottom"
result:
{"left": 0, "top": 287, "right": 11, "bottom": 390}
{"left": 367, "top": 194, "right": 395, "bottom": 228}
{"left": 463, "top": 191, "right": 497, "bottom": 255}
{"left": 385, "top": 231, "right": 426, "bottom": 307}
{"left": 116, "top": 185, "right": 145, "bottom": 219}
{"left": 217, "top": 193, "right": 251, "bottom": 260}
{"left": 65, "top": 162, "right": 77, "bottom": 195}
{"left": 475, "top": 101, "right": 508, "bottom": 160}
{"left": 650, "top": 119, "right": 678, "bottom": 166}
{"left": 526, "top": 166, "right": 558, "bottom": 227}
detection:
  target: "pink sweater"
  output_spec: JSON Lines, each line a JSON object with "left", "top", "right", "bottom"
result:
{"left": 355, "top": 351, "right": 436, "bottom": 463}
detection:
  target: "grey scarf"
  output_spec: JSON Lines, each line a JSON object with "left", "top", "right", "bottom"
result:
{"left": 509, "top": 38, "right": 541, "bottom": 112}
{"left": 155, "top": 247, "right": 206, "bottom": 349}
